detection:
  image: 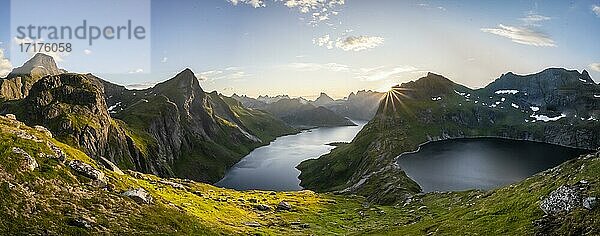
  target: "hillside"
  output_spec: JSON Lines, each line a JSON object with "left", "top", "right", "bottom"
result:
{"left": 298, "top": 70, "right": 600, "bottom": 204}
{"left": 1, "top": 114, "right": 597, "bottom": 235}
{"left": 0, "top": 54, "right": 296, "bottom": 184}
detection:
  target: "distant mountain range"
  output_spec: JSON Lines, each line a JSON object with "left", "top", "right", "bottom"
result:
{"left": 298, "top": 70, "right": 600, "bottom": 204}
{"left": 232, "top": 89, "right": 385, "bottom": 125}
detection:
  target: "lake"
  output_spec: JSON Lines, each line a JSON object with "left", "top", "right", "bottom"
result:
{"left": 396, "top": 138, "right": 592, "bottom": 192}
{"left": 216, "top": 120, "right": 367, "bottom": 191}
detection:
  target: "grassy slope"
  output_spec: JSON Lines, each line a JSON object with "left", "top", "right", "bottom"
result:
{"left": 1, "top": 115, "right": 598, "bottom": 235}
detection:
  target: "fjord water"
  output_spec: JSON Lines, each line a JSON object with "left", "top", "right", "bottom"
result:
{"left": 216, "top": 120, "right": 367, "bottom": 191}
{"left": 397, "top": 138, "right": 591, "bottom": 192}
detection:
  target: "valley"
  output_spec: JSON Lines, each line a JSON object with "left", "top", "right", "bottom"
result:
{"left": 0, "top": 54, "right": 599, "bottom": 235}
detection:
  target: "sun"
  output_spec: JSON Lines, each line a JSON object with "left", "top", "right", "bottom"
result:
{"left": 381, "top": 86, "right": 413, "bottom": 116}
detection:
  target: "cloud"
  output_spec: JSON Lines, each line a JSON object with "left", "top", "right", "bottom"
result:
{"left": 197, "top": 67, "right": 249, "bottom": 81}
{"left": 227, "top": 0, "right": 344, "bottom": 24}
{"left": 227, "top": 0, "right": 264, "bottom": 8}
{"left": 126, "top": 81, "right": 158, "bottom": 90}
{"left": 335, "top": 35, "right": 385, "bottom": 51}
{"left": 161, "top": 57, "right": 168, "bottom": 63}
{"left": 520, "top": 13, "right": 551, "bottom": 26}
{"left": 283, "top": 62, "right": 349, "bottom": 72}
{"left": 313, "top": 34, "right": 334, "bottom": 49}
{"left": 128, "top": 68, "right": 144, "bottom": 74}
{"left": 593, "top": 5, "right": 600, "bottom": 17}
{"left": 355, "top": 66, "right": 418, "bottom": 81}
{"left": 0, "top": 47, "right": 13, "bottom": 77}
{"left": 589, "top": 63, "right": 600, "bottom": 72}
{"left": 481, "top": 24, "right": 556, "bottom": 47}
{"left": 83, "top": 49, "right": 92, "bottom": 55}
{"left": 313, "top": 35, "right": 385, "bottom": 51}
{"left": 281, "top": 62, "right": 417, "bottom": 82}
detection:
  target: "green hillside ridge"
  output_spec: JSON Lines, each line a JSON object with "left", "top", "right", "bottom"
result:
{"left": 1, "top": 114, "right": 598, "bottom": 235}
{"left": 298, "top": 71, "right": 600, "bottom": 204}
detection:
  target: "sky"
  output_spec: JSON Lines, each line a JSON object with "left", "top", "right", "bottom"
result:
{"left": 0, "top": 0, "right": 599, "bottom": 99}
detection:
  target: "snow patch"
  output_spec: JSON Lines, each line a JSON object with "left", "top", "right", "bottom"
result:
{"left": 594, "top": 95, "right": 600, "bottom": 98}
{"left": 511, "top": 103, "right": 519, "bottom": 109}
{"left": 530, "top": 113, "right": 566, "bottom": 122}
{"left": 495, "top": 89, "right": 519, "bottom": 95}
{"left": 530, "top": 106, "right": 540, "bottom": 112}
{"left": 108, "top": 102, "right": 122, "bottom": 114}
{"left": 431, "top": 97, "right": 442, "bottom": 101}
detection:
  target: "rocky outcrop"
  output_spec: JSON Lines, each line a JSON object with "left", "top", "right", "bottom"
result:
{"left": 540, "top": 185, "right": 582, "bottom": 215}
{"left": 12, "top": 147, "right": 38, "bottom": 172}
{"left": 0, "top": 53, "right": 61, "bottom": 100}
{"left": 67, "top": 160, "right": 106, "bottom": 182}
{"left": 276, "top": 201, "right": 292, "bottom": 211}
{"left": 3, "top": 73, "right": 150, "bottom": 175}
{"left": 122, "top": 188, "right": 153, "bottom": 204}
{"left": 101, "top": 69, "right": 295, "bottom": 182}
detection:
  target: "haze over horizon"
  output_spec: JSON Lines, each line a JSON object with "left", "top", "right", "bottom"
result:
{"left": 1, "top": 0, "right": 599, "bottom": 99}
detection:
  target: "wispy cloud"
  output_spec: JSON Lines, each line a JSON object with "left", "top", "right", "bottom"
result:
{"left": 128, "top": 68, "right": 144, "bottom": 74}
{"left": 313, "top": 35, "right": 385, "bottom": 51}
{"left": 520, "top": 12, "right": 551, "bottom": 26}
{"left": 161, "top": 57, "right": 168, "bottom": 63}
{"left": 126, "top": 81, "right": 158, "bottom": 90}
{"left": 589, "top": 63, "right": 600, "bottom": 72}
{"left": 281, "top": 62, "right": 417, "bottom": 82}
{"left": 197, "top": 67, "right": 250, "bottom": 81}
{"left": 282, "top": 62, "right": 350, "bottom": 72}
{"left": 0, "top": 46, "right": 13, "bottom": 77}
{"left": 335, "top": 35, "right": 385, "bottom": 51}
{"left": 83, "top": 49, "right": 92, "bottom": 55}
{"left": 481, "top": 24, "right": 556, "bottom": 47}
{"left": 354, "top": 66, "right": 418, "bottom": 81}
{"left": 593, "top": 5, "right": 600, "bottom": 17}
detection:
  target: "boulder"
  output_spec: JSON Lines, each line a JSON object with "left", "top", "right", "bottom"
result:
{"left": 277, "top": 201, "right": 292, "bottom": 211}
{"left": 67, "top": 160, "right": 105, "bottom": 182}
{"left": 33, "top": 125, "right": 52, "bottom": 138}
{"left": 98, "top": 156, "right": 124, "bottom": 175}
{"left": 244, "top": 221, "right": 261, "bottom": 227}
{"left": 122, "top": 188, "right": 153, "bottom": 204}
{"left": 67, "top": 218, "right": 92, "bottom": 229}
{"left": 254, "top": 204, "right": 270, "bottom": 211}
{"left": 158, "top": 180, "right": 185, "bottom": 189}
{"left": 583, "top": 197, "right": 597, "bottom": 210}
{"left": 46, "top": 142, "right": 67, "bottom": 163}
{"left": 12, "top": 147, "right": 38, "bottom": 171}
{"left": 540, "top": 186, "right": 581, "bottom": 215}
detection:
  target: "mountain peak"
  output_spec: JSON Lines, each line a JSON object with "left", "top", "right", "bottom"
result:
{"left": 312, "top": 92, "right": 335, "bottom": 106}
{"left": 10, "top": 53, "right": 60, "bottom": 77}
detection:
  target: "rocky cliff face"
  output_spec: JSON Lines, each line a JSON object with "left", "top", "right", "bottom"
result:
{"left": 2, "top": 73, "right": 149, "bottom": 172}
{"left": 0, "top": 53, "right": 62, "bottom": 101}
{"left": 102, "top": 69, "right": 295, "bottom": 182}
{"left": 298, "top": 70, "right": 600, "bottom": 204}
